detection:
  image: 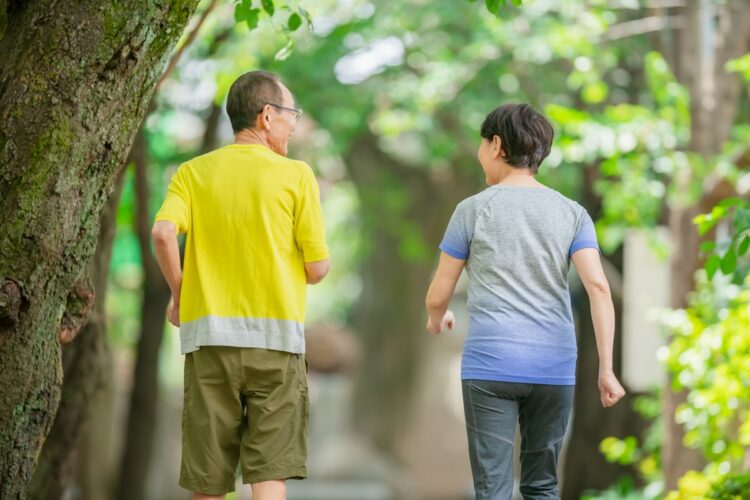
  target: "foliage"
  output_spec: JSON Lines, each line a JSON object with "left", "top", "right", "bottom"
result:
{"left": 694, "top": 198, "right": 750, "bottom": 283}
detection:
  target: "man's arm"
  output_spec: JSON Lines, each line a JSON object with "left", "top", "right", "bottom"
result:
{"left": 425, "top": 252, "right": 465, "bottom": 334}
{"left": 305, "top": 259, "right": 330, "bottom": 284}
{"left": 151, "top": 220, "right": 182, "bottom": 326}
{"left": 571, "top": 248, "right": 625, "bottom": 408}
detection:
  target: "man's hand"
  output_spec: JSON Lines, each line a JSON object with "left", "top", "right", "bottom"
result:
{"left": 167, "top": 299, "right": 180, "bottom": 327}
{"left": 426, "top": 310, "right": 455, "bottom": 335}
{"left": 598, "top": 370, "right": 625, "bottom": 408}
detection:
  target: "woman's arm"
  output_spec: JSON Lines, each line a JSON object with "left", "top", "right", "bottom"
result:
{"left": 571, "top": 248, "right": 626, "bottom": 408}
{"left": 425, "top": 252, "right": 465, "bottom": 334}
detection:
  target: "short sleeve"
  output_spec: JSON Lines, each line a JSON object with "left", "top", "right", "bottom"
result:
{"left": 154, "top": 163, "right": 191, "bottom": 234}
{"left": 569, "top": 210, "right": 599, "bottom": 257}
{"left": 439, "top": 200, "right": 474, "bottom": 260}
{"left": 294, "top": 163, "right": 329, "bottom": 262}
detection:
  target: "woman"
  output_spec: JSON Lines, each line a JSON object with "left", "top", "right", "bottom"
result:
{"left": 425, "top": 103, "right": 625, "bottom": 500}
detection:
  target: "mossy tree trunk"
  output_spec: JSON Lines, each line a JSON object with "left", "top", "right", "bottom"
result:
{"left": 29, "top": 170, "right": 126, "bottom": 500}
{"left": 0, "top": 1, "right": 199, "bottom": 495}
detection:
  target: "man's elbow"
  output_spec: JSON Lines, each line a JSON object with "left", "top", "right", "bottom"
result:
{"left": 151, "top": 222, "right": 175, "bottom": 245}
{"left": 305, "top": 260, "right": 330, "bottom": 284}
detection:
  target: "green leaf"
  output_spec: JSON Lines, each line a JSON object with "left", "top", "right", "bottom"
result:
{"left": 700, "top": 241, "right": 717, "bottom": 254}
{"left": 739, "top": 236, "right": 750, "bottom": 256}
{"left": 288, "top": 12, "right": 302, "bottom": 31}
{"left": 706, "top": 255, "right": 721, "bottom": 279}
{"left": 234, "top": 3, "right": 246, "bottom": 22}
{"left": 261, "top": 0, "right": 274, "bottom": 16}
{"left": 245, "top": 8, "right": 261, "bottom": 30}
{"left": 733, "top": 207, "right": 750, "bottom": 233}
{"left": 721, "top": 249, "right": 736, "bottom": 275}
{"left": 717, "top": 198, "right": 744, "bottom": 209}
{"left": 485, "top": 0, "right": 501, "bottom": 14}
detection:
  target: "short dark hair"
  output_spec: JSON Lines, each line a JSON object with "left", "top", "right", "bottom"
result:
{"left": 480, "top": 104, "right": 554, "bottom": 174}
{"left": 226, "top": 71, "right": 283, "bottom": 133}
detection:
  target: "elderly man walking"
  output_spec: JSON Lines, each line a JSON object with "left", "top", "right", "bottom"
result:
{"left": 152, "top": 70, "right": 330, "bottom": 500}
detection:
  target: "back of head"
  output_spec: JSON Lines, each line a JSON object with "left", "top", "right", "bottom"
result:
{"left": 226, "top": 71, "right": 283, "bottom": 133}
{"left": 480, "top": 104, "right": 554, "bottom": 174}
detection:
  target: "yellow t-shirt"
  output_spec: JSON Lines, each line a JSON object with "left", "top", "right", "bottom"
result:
{"left": 154, "top": 143, "right": 329, "bottom": 354}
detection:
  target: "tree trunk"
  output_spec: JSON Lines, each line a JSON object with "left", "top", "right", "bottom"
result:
{"left": 29, "top": 169, "right": 127, "bottom": 500}
{"left": 346, "top": 134, "right": 476, "bottom": 454}
{"left": 661, "top": 0, "right": 750, "bottom": 489}
{"left": 0, "top": 1, "right": 199, "bottom": 495}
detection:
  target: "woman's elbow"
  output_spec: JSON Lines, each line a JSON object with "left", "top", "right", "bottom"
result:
{"left": 426, "top": 293, "right": 448, "bottom": 311}
{"left": 587, "top": 279, "right": 611, "bottom": 297}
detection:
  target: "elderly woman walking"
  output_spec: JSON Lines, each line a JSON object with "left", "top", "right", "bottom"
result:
{"left": 425, "top": 103, "right": 625, "bottom": 500}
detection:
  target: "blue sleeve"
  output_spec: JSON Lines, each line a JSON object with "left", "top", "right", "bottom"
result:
{"left": 569, "top": 210, "right": 599, "bottom": 257}
{"left": 439, "top": 201, "right": 473, "bottom": 260}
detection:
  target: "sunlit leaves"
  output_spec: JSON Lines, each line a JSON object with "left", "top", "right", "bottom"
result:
{"left": 261, "top": 0, "right": 275, "bottom": 16}
{"left": 694, "top": 199, "right": 750, "bottom": 281}
{"left": 233, "top": 0, "right": 312, "bottom": 48}
{"left": 662, "top": 276, "right": 750, "bottom": 475}
{"left": 484, "top": 0, "right": 522, "bottom": 16}
{"left": 726, "top": 52, "right": 750, "bottom": 81}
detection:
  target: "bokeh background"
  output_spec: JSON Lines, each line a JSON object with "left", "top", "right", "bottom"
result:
{"left": 30, "top": 0, "right": 750, "bottom": 499}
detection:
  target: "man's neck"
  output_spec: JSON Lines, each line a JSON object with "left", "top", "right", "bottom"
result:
{"left": 234, "top": 128, "right": 269, "bottom": 147}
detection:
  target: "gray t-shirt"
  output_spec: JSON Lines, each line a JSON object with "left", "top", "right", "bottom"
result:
{"left": 439, "top": 185, "right": 599, "bottom": 385}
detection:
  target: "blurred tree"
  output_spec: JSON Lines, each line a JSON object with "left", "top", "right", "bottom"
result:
{"left": 552, "top": 0, "right": 750, "bottom": 491}
{"left": 657, "top": 0, "right": 750, "bottom": 489}
{"left": 0, "top": 1, "right": 200, "bottom": 495}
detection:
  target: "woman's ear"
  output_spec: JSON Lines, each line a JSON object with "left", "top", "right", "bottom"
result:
{"left": 493, "top": 135, "right": 505, "bottom": 159}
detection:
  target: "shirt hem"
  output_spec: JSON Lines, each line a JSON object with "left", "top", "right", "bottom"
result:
{"left": 461, "top": 371, "right": 576, "bottom": 386}
{"left": 439, "top": 243, "right": 468, "bottom": 260}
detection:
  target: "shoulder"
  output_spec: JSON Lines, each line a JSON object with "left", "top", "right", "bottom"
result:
{"left": 290, "top": 159, "right": 315, "bottom": 177}
{"left": 456, "top": 187, "right": 501, "bottom": 214}
{"left": 543, "top": 189, "right": 588, "bottom": 218}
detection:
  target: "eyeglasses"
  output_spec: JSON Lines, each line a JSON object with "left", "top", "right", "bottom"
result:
{"left": 261, "top": 102, "right": 303, "bottom": 121}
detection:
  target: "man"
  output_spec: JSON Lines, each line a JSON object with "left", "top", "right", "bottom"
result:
{"left": 152, "top": 70, "right": 330, "bottom": 500}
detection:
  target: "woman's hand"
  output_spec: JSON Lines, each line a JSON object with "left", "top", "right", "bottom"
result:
{"left": 598, "top": 370, "right": 626, "bottom": 408}
{"left": 426, "top": 310, "right": 455, "bottom": 334}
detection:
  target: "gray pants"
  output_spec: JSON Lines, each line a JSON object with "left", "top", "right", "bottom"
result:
{"left": 462, "top": 380, "right": 574, "bottom": 500}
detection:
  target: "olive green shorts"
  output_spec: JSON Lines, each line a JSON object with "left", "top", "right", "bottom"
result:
{"left": 179, "top": 346, "right": 309, "bottom": 495}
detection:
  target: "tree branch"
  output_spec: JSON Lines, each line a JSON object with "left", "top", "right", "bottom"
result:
{"left": 156, "top": 0, "right": 219, "bottom": 88}
{"left": 602, "top": 15, "right": 685, "bottom": 41}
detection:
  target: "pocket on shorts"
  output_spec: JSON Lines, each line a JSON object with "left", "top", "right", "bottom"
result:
{"left": 295, "top": 354, "right": 308, "bottom": 390}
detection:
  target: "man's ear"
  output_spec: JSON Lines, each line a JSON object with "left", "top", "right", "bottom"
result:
{"left": 256, "top": 104, "right": 271, "bottom": 130}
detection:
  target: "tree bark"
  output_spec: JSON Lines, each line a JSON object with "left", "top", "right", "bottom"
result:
{"left": 29, "top": 169, "right": 127, "bottom": 500}
{"left": 0, "top": 1, "right": 199, "bottom": 495}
